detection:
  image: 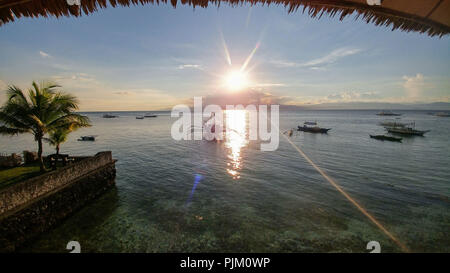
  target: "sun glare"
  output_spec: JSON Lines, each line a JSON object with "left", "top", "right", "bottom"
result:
{"left": 224, "top": 70, "right": 249, "bottom": 91}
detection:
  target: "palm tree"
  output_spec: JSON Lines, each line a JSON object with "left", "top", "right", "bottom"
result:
{"left": 0, "top": 81, "right": 91, "bottom": 172}
{"left": 44, "top": 128, "right": 71, "bottom": 155}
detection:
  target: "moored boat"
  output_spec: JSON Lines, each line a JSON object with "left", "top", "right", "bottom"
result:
{"left": 136, "top": 116, "right": 144, "bottom": 119}
{"left": 144, "top": 113, "right": 157, "bottom": 118}
{"left": 385, "top": 122, "right": 429, "bottom": 136}
{"left": 297, "top": 122, "right": 331, "bottom": 134}
{"left": 434, "top": 112, "right": 450, "bottom": 117}
{"left": 376, "top": 110, "right": 402, "bottom": 116}
{"left": 379, "top": 120, "right": 407, "bottom": 127}
{"left": 370, "top": 135, "right": 402, "bottom": 142}
{"left": 102, "top": 114, "right": 117, "bottom": 118}
{"left": 386, "top": 127, "right": 429, "bottom": 136}
{"left": 78, "top": 135, "right": 96, "bottom": 141}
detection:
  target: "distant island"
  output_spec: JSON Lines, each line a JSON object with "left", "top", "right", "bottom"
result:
{"left": 279, "top": 102, "right": 450, "bottom": 111}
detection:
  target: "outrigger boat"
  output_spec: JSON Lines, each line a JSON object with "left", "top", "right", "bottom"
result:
{"left": 102, "top": 114, "right": 117, "bottom": 118}
{"left": 298, "top": 122, "right": 331, "bottom": 134}
{"left": 376, "top": 110, "right": 402, "bottom": 116}
{"left": 385, "top": 122, "right": 429, "bottom": 136}
{"left": 378, "top": 120, "right": 407, "bottom": 127}
{"left": 78, "top": 135, "right": 96, "bottom": 141}
{"left": 144, "top": 113, "right": 157, "bottom": 118}
{"left": 370, "top": 135, "right": 402, "bottom": 142}
{"left": 434, "top": 112, "right": 450, "bottom": 117}
{"left": 136, "top": 116, "right": 144, "bottom": 119}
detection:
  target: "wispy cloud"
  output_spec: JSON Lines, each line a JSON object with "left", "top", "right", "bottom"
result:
{"left": 278, "top": 91, "right": 383, "bottom": 106}
{"left": 272, "top": 47, "right": 362, "bottom": 69}
{"left": 52, "top": 73, "right": 96, "bottom": 83}
{"left": 325, "top": 91, "right": 380, "bottom": 102}
{"left": 303, "top": 48, "right": 361, "bottom": 68}
{"left": 177, "top": 64, "right": 203, "bottom": 70}
{"left": 113, "top": 91, "right": 133, "bottom": 96}
{"left": 270, "top": 60, "right": 298, "bottom": 68}
{"left": 50, "top": 73, "right": 180, "bottom": 111}
{"left": 254, "top": 83, "right": 287, "bottom": 88}
{"left": 39, "top": 51, "right": 51, "bottom": 58}
{"left": 38, "top": 51, "right": 72, "bottom": 71}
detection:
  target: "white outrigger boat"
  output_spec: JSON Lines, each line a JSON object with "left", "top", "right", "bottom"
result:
{"left": 385, "top": 122, "right": 429, "bottom": 136}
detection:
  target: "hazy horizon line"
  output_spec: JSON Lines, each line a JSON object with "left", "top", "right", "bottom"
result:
{"left": 76, "top": 101, "right": 450, "bottom": 112}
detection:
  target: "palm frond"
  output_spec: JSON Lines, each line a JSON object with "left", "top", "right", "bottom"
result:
{"left": 43, "top": 137, "right": 57, "bottom": 146}
{"left": 27, "top": 88, "right": 37, "bottom": 107}
{"left": 0, "top": 125, "right": 28, "bottom": 135}
{"left": 43, "top": 92, "right": 79, "bottom": 122}
{"left": 1, "top": 103, "right": 36, "bottom": 131}
{"left": 40, "top": 81, "right": 60, "bottom": 95}
{"left": 48, "top": 113, "right": 91, "bottom": 131}
{"left": 28, "top": 114, "right": 45, "bottom": 130}
{"left": 6, "top": 85, "right": 29, "bottom": 106}
{"left": 32, "top": 81, "right": 40, "bottom": 96}
{"left": 45, "top": 127, "right": 70, "bottom": 147}
{"left": 0, "top": 109, "right": 32, "bottom": 131}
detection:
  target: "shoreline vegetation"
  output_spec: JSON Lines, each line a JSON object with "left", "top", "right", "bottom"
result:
{"left": 0, "top": 161, "right": 71, "bottom": 190}
{"left": 0, "top": 163, "right": 41, "bottom": 190}
{"left": 0, "top": 81, "right": 91, "bottom": 173}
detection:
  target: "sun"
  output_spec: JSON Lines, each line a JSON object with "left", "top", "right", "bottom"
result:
{"left": 224, "top": 70, "right": 249, "bottom": 91}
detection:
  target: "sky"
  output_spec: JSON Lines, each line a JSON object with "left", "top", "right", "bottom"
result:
{"left": 0, "top": 3, "right": 449, "bottom": 111}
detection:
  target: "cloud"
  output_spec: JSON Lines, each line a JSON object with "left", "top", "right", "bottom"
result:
{"left": 38, "top": 51, "right": 73, "bottom": 71}
{"left": 272, "top": 47, "right": 361, "bottom": 69}
{"left": 52, "top": 73, "right": 97, "bottom": 84}
{"left": 254, "top": 83, "right": 287, "bottom": 88}
{"left": 282, "top": 91, "right": 382, "bottom": 105}
{"left": 113, "top": 91, "right": 134, "bottom": 96}
{"left": 403, "top": 73, "right": 425, "bottom": 99}
{"left": 325, "top": 91, "right": 380, "bottom": 102}
{"left": 270, "top": 60, "right": 298, "bottom": 68}
{"left": 39, "top": 51, "right": 51, "bottom": 58}
{"left": 303, "top": 48, "right": 361, "bottom": 68}
{"left": 191, "top": 88, "right": 291, "bottom": 108}
{"left": 177, "top": 64, "right": 203, "bottom": 70}
{"left": 49, "top": 73, "right": 180, "bottom": 111}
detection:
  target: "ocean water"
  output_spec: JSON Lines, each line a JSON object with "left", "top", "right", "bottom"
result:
{"left": 1, "top": 110, "right": 449, "bottom": 253}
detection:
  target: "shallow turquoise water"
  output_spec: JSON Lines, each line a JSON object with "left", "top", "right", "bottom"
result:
{"left": 1, "top": 110, "right": 449, "bottom": 252}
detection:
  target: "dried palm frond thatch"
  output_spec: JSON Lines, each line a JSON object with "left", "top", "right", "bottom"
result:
{"left": 0, "top": 0, "right": 449, "bottom": 37}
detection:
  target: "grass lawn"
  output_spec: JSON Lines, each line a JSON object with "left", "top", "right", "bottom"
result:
{"left": 0, "top": 163, "right": 42, "bottom": 190}
{"left": 0, "top": 161, "right": 71, "bottom": 190}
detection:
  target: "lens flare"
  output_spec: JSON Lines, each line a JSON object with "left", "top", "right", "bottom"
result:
{"left": 281, "top": 133, "right": 410, "bottom": 252}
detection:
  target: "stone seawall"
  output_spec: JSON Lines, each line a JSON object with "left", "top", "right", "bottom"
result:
{"left": 0, "top": 152, "right": 116, "bottom": 252}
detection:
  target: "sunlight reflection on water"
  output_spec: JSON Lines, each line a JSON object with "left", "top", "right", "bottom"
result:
{"left": 225, "top": 110, "right": 249, "bottom": 180}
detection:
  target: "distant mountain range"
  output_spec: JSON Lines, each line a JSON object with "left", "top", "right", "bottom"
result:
{"left": 280, "top": 102, "right": 450, "bottom": 111}
{"left": 78, "top": 102, "right": 450, "bottom": 112}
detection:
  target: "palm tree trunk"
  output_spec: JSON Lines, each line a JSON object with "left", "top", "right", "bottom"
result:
{"left": 56, "top": 145, "right": 60, "bottom": 155}
{"left": 37, "top": 136, "right": 45, "bottom": 172}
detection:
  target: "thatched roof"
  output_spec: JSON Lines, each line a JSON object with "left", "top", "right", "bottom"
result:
{"left": 0, "top": 0, "right": 449, "bottom": 37}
